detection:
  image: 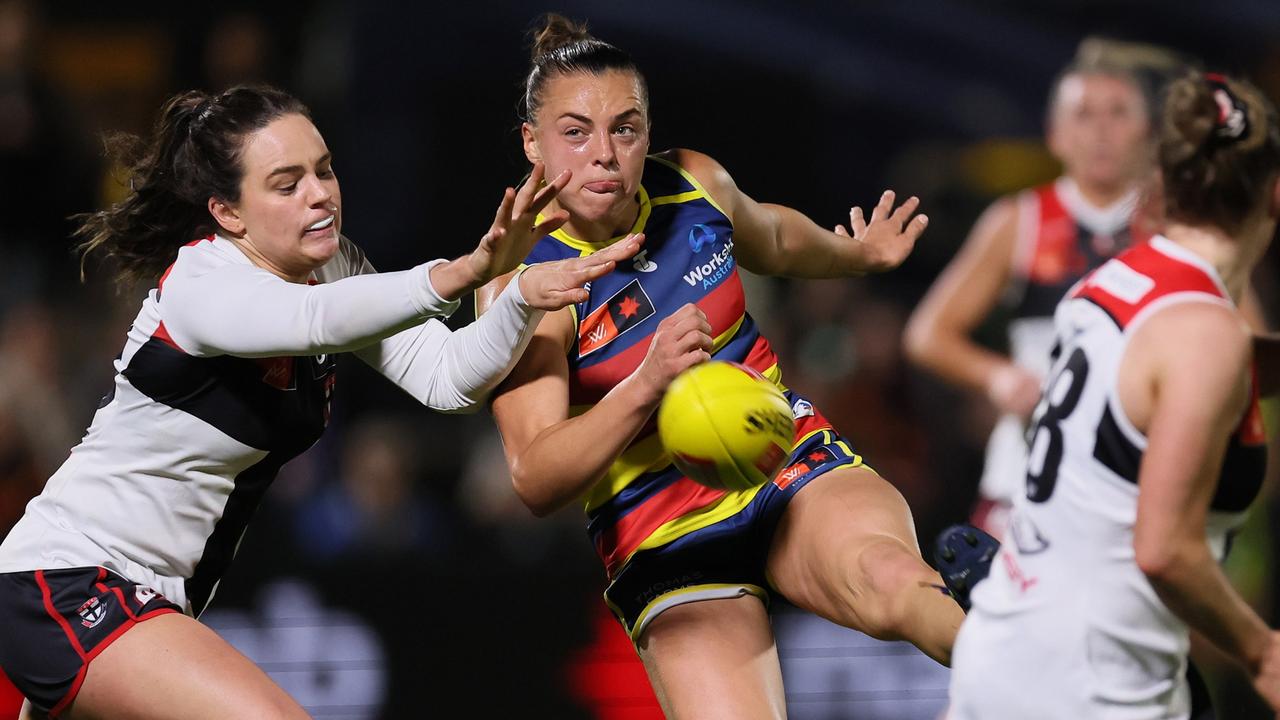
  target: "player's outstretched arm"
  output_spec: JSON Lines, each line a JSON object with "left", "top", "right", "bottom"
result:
{"left": 903, "top": 197, "right": 1041, "bottom": 417}
{"left": 664, "top": 148, "right": 927, "bottom": 277}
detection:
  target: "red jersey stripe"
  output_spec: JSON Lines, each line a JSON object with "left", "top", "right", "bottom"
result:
{"left": 596, "top": 478, "right": 727, "bottom": 575}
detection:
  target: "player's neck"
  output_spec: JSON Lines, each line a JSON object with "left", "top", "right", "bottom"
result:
{"left": 1164, "top": 221, "right": 1267, "bottom": 304}
{"left": 1072, "top": 177, "right": 1133, "bottom": 210}
{"left": 560, "top": 198, "right": 641, "bottom": 246}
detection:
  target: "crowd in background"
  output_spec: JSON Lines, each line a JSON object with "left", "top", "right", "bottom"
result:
{"left": 2, "top": 1, "right": 1278, "bottom": 717}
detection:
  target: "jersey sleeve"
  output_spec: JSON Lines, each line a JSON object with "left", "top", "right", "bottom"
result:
{"left": 158, "top": 238, "right": 461, "bottom": 358}
{"left": 353, "top": 271, "right": 544, "bottom": 413}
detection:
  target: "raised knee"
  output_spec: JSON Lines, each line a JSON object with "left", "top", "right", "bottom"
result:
{"left": 851, "top": 538, "right": 933, "bottom": 641}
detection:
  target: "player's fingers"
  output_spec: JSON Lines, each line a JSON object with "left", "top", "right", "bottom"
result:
{"left": 594, "top": 233, "right": 645, "bottom": 263}
{"left": 570, "top": 259, "right": 617, "bottom": 284}
{"left": 491, "top": 187, "right": 516, "bottom": 230}
{"left": 850, "top": 206, "right": 867, "bottom": 236}
{"left": 870, "top": 190, "right": 894, "bottom": 223}
{"left": 532, "top": 209, "right": 569, "bottom": 238}
{"left": 528, "top": 168, "right": 572, "bottom": 215}
{"left": 889, "top": 195, "right": 920, "bottom": 227}
{"left": 676, "top": 325, "right": 714, "bottom": 352}
{"left": 901, "top": 213, "right": 929, "bottom": 244}
{"left": 512, "top": 162, "right": 546, "bottom": 213}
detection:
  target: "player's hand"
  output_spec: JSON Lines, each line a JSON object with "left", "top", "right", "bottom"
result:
{"left": 986, "top": 363, "right": 1043, "bottom": 419}
{"left": 466, "top": 162, "right": 571, "bottom": 284}
{"left": 835, "top": 189, "right": 928, "bottom": 273}
{"left": 1252, "top": 631, "right": 1280, "bottom": 713}
{"left": 518, "top": 234, "right": 644, "bottom": 311}
{"left": 633, "top": 304, "right": 713, "bottom": 405}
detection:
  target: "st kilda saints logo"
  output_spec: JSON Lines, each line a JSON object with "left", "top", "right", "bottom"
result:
{"left": 78, "top": 595, "right": 106, "bottom": 628}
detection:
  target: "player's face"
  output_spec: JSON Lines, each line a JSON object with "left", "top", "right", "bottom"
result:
{"left": 1049, "top": 73, "right": 1150, "bottom": 192}
{"left": 222, "top": 113, "right": 342, "bottom": 280}
{"left": 523, "top": 69, "right": 650, "bottom": 233}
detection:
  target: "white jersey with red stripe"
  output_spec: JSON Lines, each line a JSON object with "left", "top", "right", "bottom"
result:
{"left": 980, "top": 177, "right": 1148, "bottom": 515}
{"left": 951, "top": 235, "right": 1267, "bottom": 719}
{"left": 0, "top": 234, "right": 541, "bottom": 615}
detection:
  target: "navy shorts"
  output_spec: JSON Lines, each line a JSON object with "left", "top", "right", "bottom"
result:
{"left": 603, "top": 408, "right": 868, "bottom": 642}
{"left": 0, "top": 567, "right": 180, "bottom": 716}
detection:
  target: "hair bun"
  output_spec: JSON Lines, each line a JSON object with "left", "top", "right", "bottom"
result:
{"left": 530, "top": 13, "right": 593, "bottom": 61}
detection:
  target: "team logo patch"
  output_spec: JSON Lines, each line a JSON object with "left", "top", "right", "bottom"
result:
{"left": 688, "top": 224, "right": 717, "bottom": 252}
{"left": 791, "top": 398, "right": 814, "bottom": 419}
{"left": 578, "top": 279, "right": 656, "bottom": 358}
{"left": 77, "top": 596, "right": 106, "bottom": 628}
{"left": 773, "top": 447, "right": 837, "bottom": 490}
{"left": 256, "top": 356, "right": 295, "bottom": 390}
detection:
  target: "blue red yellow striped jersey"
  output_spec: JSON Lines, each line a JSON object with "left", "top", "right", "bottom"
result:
{"left": 525, "top": 155, "right": 790, "bottom": 576}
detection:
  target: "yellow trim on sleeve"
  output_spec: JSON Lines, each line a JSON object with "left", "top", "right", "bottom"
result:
{"left": 648, "top": 190, "right": 703, "bottom": 207}
{"left": 648, "top": 154, "right": 729, "bottom": 217}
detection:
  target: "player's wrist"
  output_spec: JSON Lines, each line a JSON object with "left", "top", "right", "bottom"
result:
{"left": 430, "top": 255, "right": 487, "bottom": 301}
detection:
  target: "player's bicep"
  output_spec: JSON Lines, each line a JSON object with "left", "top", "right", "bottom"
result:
{"left": 490, "top": 307, "right": 575, "bottom": 463}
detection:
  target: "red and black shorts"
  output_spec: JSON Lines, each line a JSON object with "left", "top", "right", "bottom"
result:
{"left": 0, "top": 567, "right": 180, "bottom": 716}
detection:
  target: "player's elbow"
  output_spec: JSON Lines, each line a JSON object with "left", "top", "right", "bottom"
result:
{"left": 902, "top": 311, "right": 939, "bottom": 368}
{"left": 1134, "top": 535, "right": 1194, "bottom": 587}
{"left": 510, "top": 464, "right": 560, "bottom": 518}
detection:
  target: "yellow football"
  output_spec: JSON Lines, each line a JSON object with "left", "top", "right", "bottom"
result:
{"left": 657, "top": 361, "right": 795, "bottom": 491}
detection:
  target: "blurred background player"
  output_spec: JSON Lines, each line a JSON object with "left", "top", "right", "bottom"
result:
{"left": 904, "top": 39, "right": 1177, "bottom": 538}
{"left": 950, "top": 70, "right": 1280, "bottom": 719}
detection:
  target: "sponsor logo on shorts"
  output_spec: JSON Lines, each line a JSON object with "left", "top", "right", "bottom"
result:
{"left": 633, "top": 571, "right": 705, "bottom": 607}
{"left": 135, "top": 585, "right": 157, "bottom": 605}
{"left": 774, "top": 462, "right": 811, "bottom": 490}
{"left": 78, "top": 596, "right": 106, "bottom": 629}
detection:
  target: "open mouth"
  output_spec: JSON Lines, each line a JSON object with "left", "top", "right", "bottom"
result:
{"left": 304, "top": 215, "right": 337, "bottom": 240}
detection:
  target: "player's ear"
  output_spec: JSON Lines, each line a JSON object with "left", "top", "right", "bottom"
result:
{"left": 522, "top": 123, "right": 541, "bottom": 164}
{"left": 208, "top": 197, "right": 245, "bottom": 236}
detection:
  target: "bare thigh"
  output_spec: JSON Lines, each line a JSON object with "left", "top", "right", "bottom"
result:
{"left": 62, "top": 613, "right": 308, "bottom": 720}
{"left": 766, "top": 466, "right": 963, "bottom": 664}
{"left": 637, "top": 594, "right": 786, "bottom": 720}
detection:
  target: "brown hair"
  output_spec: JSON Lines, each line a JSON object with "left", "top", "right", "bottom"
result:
{"left": 75, "top": 85, "right": 309, "bottom": 289}
{"left": 1159, "top": 72, "right": 1280, "bottom": 234}
{"left": 521, "top": 13, "right": 648, "bottom": 123}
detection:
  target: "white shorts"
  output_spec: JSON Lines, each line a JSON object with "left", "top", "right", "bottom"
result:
{"left": 949, "top": 607, "right": 1193, "bottom": 720}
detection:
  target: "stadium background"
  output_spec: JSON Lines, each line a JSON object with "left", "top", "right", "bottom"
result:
{"left": 0, "top": 0, "right": 1277, "bottom": 717}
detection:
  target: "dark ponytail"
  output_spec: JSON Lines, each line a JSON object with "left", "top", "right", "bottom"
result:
{"left": 521, "top": 14, "right": 648, "bottom": 122}
{"left": 75, "top": 85, "right": 309, "bottom": 289}
{"left": 1159, "top": 72, "right": 1280, "bottom": 234}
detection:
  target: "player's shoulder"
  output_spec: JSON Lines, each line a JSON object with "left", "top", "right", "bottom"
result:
{"left": 650, "top": 148, "right": 729, "bottom": 189}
